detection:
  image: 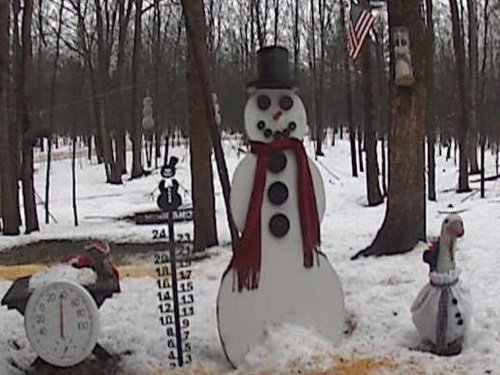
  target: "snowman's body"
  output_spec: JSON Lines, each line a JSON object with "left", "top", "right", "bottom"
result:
{"left": 217, "top": 88, "right": 345, "bottom": 367}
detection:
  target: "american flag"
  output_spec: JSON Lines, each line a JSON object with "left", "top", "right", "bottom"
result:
{"left": 348, "top": 1, "right": 375, "bottom": 60}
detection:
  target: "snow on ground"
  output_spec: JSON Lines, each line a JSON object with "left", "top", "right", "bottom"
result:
{"left": 1, "top": 136, "right": 500, "bottom": 374}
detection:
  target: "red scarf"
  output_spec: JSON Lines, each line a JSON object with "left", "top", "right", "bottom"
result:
{"left": 232, "top": 138, "right": 321, "bottom": 291}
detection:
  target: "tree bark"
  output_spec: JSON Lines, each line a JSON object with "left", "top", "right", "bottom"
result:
{"left": 116, "top": 0, "right": 133, "bottom": 175}
{"left": 45, "top": 0, "right": 65, "bottom": 224}
{"left": 293, "top": 0, "right": 299, "bottom": 80}
{"left": 183, "top": 0, "right": 219, "bottom": 251}
{"left": 467, "top": 0, "right": 479, "bottom": 175}
{"left": 449, "top": 0, "right": 471, "bottom": 192}
{"left": 0, "top": 0, "right": 20, "bottom": 235}
{"left": 18, "top": 0, "right": 39, "bottom": 234}
{"left": 353, "top": 0, "right": 427, "bottom": 259}
{"left": 72, "top": 137, "right": 79, "bottom": 226}
{"left": 181, "top": 0, "right": 239, "bottom": 250}
{"left": 359, "top": 4, "right": 383, "bottom": 206}
{"left": 479, "top": 0, "right": 489, "bottom": 198}
{"left": 340, "top": 1, "right": 357, "bottom": 177}
{"left": 425, "top": 0, "right": 436, "bottom": 201}
{"left": 130, "top": 0, "right": 144, "bottom": 179}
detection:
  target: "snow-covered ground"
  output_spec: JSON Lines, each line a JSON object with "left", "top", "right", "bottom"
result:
{"left": 1, "top": 137, "right": 500, "bottom": 374}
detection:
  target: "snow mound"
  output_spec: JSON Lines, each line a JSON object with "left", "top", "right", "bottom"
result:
{"left": 29, "top": 264, "right": 97, "bottom": 289}
{"left": 242, "top": 323, "right": 336, "bottom": 372}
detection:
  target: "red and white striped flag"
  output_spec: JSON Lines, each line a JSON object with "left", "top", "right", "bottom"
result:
{"left": 348, "top": 1, "right": 375, "bottom": 60}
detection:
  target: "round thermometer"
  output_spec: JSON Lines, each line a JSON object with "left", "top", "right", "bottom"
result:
{"left": 24, "top": 280, "right": 100, "bottom": 367}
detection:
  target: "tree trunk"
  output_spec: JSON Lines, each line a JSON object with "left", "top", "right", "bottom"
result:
{"left": 425, "top": 0, "right": 436, "bottom": 201}
{"left": 44, "top": 0, "right": 64, "bottom": 224}
{"left": 293, "top": 0, "right": 299, "bottom": 81}
{"left": 340, "top": 1, "right": 357, "bottom": 177}
{"left": 479, "top": 0, "right": 489, "bottom": 198}
{"left": 0, "top": 0, "right": 20, "bottom": 235}
{"left": 181, "top": 0, "right": 239, "bottom": 250}
{"left": 381, "top": 135, "right": 387, "bottom": 196}
{"left": 357, "top": 126, "right": 364, "bottom": 172}
{"left": 360, "top": 9, "right": 383, "bottom": 206}
{"left": 130, "top": 0, "right": 144, "bottom": 179}
{"left": 18, "top": 0, "right": 39, "bottom": 234}
{"left": 449, "top": 0, "right": 471, "bottom": 192}
{"left": 87, "top": 136, "right": 92, "bottom": 161}
{"left": 116, "top": 0, "right": 133, "bottom": 175}
{"left": 353, "top": 0, "right": 427, "bottom": 259}
{"left": 467, "top": 0, "right": 479, "bottom": 175}
{"left": 184, "top": 0, "right": 219, "bottom": 251}
{"left": 153, "top": 0, "right": 161, "bottom": 169}
{"left": 315, "top": 0, "right": 326, "bottom": 157}
{"left": 72, "top": 137, "right": 78, "bottom": 226}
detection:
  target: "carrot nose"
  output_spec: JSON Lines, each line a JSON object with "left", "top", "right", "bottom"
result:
{"left": 273, "top": 110, "right": 283, "bottom": 121}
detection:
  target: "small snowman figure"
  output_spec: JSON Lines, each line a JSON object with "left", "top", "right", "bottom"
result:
{"left": 217, "top": 46, "right": 345, "bottom": 367}
{"left": 411, "top": 214, "right": 472, "bottom": 356}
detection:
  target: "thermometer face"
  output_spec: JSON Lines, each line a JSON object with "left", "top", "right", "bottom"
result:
{"left": 24, "top": 281, "right": 100, "bottom": 367}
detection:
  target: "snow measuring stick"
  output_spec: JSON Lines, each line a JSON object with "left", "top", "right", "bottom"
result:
{"left": 154, "top": 157, "right": 194, "bottom": 368}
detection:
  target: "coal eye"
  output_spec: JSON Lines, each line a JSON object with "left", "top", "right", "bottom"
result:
{"left": 444, "top": 219, "right": 449, "bottom": 224}
{"left": 279, "top": 96, "right": 293, "bottom": 111}
{"left": 257, "top": 95, "right": 271, "bottom": 110}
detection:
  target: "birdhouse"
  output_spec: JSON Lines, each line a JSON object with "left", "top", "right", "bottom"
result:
{"left": 393, "top": 27, "right": 415, "bottom": 87}
{"left": 142, "top": 95, "right": 155, "bottom": 130}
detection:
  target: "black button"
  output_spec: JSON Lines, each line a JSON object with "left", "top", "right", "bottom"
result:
{"left": 452, "top": 298, "right": 458, "bottom": 305}
{"left": 288, "top": 122, "right": 297, "bottom": 131}
{"left": 269, "top": 214, "right": 290, "bottom": 238}
{"left": 257, "top": 95, "right": 271, "bottom": 110}
{"left": 268, "top": 152, "right": 287, "bottom": 173}
{"left": 267, "top": 182, "right": 289, "bottom": 205}
{"left": 457, "top": 319, "right": 464, "bottom": 326}
{"left": 264, "top": 129, "right": 273, "bottom": 138}
{"left": 455, "top": 312, "right": 461, "bottom": 318}
{"left": 279, "top": 96, "right": 293, "bottom": 110}
{"left": 257, "top": 121, "right": 266, "bottom": 130}
{"left": 282, "top": 129, "right": 290, "bottom": 138}
{"left": 273, "top": 131, "right": 283, "bottom": 140}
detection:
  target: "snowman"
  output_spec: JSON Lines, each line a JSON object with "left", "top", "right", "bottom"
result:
{"left": 217, "top": 46, "right": 345, "bottom": 367}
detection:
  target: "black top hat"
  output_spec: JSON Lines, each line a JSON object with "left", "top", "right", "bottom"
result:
{"left": 246, "top": 46, "right": 295, "bottom": 89}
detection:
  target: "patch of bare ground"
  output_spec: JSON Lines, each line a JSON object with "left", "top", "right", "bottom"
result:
{"left": 138, "top": 354, "right": 427, "bottom": 375}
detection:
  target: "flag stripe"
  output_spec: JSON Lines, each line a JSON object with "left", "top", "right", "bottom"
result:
{"left": 347, "top": 1, "right": 375, "bottom": 60}
{"left": 352, "top": 16, "right": 374, "bottom": 59}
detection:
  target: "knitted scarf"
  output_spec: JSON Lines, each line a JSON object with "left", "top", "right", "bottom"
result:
{"left": 232, "top": 138, "right": 320, "bottom": 291}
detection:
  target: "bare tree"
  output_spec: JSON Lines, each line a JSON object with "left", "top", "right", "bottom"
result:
{"left": 425, "top": 0, "right": 436, "bottom": 201}
{"left": 116, "top": 0, "right": 133, "bottom": 175}
{"left": 449, "top": 0, "right": 471, "bottom": 192}
{"left": 18, "top": 0, "right": 39, "bottom": 233}
{"left": 479, "top": 0, "right": 490, "bottom": 198}
{"left": 0, "top": 0, "right": 20, "bottom": 235}
{"left": 360, "top": 0, "right": 382, "bottom": 206}
{"left": 293, "top": 0, "right": 299, "bottom": 80}
{"left": 353, "top": 0, "right": 427, "bottom": 258}
{"left": 467, "top": 0, "right": 479, "bottom": 174}
{"left": 181, "top": 0, "right": 239, "bottom": 249}
{"left": 45, "top": 0, "right": 65, "bottom": 224}
{"left": 340, "top": 0, "right": 358, "bottom": 177}
{"left": 130, "top": 0, "right": 145, "bottom": 179}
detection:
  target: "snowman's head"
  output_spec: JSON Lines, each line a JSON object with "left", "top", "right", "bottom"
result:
{"left": 244, "top": 88, "right": 307, "bottom": 143}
